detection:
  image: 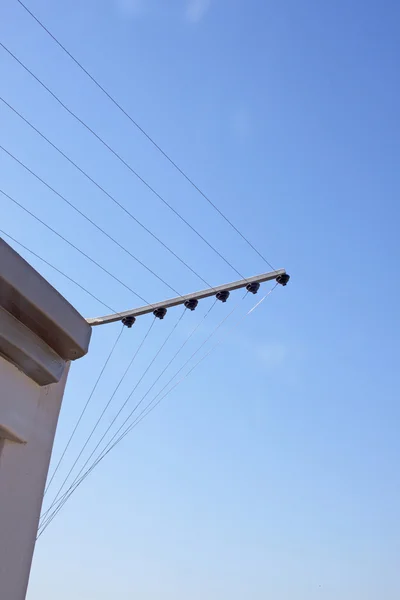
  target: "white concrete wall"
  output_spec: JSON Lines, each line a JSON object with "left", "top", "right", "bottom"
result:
{"left": 0, "top": 356, "right": 70, "bottom": 600}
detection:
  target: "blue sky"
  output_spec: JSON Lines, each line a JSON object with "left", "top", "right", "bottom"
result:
{"left": 1, "top": 0, "right": 400, "bottom": 598}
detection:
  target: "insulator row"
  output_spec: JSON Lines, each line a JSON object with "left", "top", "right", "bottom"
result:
{"left": 121, "top": 273, "right": 289, "bottom": 326}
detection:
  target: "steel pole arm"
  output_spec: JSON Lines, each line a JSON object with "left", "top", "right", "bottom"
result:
{"left": 87, "top": 269, "right": 288, "bottom": 326}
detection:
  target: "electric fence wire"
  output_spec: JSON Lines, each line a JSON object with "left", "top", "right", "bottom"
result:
{"left": 0, "top": 144, "right": 184, "bottom": 298}
{"left": 0, "top": 96, "right": 213, "bottom": 290}
{"left": 38, "top": 293, "right": 250, "bottom": 533}
{"left": 0, "top": 187, "right": 150, "bottom": 305}
{"left": 39, "top": 300, "right": 217, "bottom": 529}
{"left": 44, "top": 323, "right": 124, "bottom": 496}
{"left": 40, "top": 317, "right": 156, "bottom": 519}
{"left": 38, "top": 287, "right": 276, "bottom": 537}
{"left": 0, "top": 229, "right": 116, "bottom": 313}
{"left": 128, "top": 286, "right": 278, "bottom": 432}
{"left": 16, "top": 0, "right": 275, "bottom": 271}
{"left": 0, "top": 41, "right": 246, "bottom": 280}
{"left": 1, "top": 2, "right": 286, "bottom": 542}
{"left": 40, "top": 308, "right": 186, "bottom": 529}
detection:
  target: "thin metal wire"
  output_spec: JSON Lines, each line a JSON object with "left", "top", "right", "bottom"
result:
{"left": 38, "top": 288, "right": 276, "bottom": 537}
{"left": 119, "top": 300, "right": 222, "bottom": 425}
{"left": 39, "top": 296, "right": 245, "bottom": 529}
{"left": 0, "top": 187, "right": 150, "bottom": 304}
{"left": 129, "top": 300, "right": 219, "bottom": 413}
{"left": 0, "top": 96, "right": 213, "bottom": 289}
{"left": 39, "top": 304, "right": 212, "bottom": 528}
{"left": 0, "top": 229, "right": 116, "bottom": 313}
{"left": 40, "top": 317, "right": 156, "bottom": 523}
{"left": 94, "top": 288, "right": 277, "bottom": 463}
{"left": 40, "top": 309, "right": 185, "bottom": 529}
{"left": 136, "top": 285, "right": 279, "bottom": 427}
{"left": 0, "top": 144, "right": 184, "bottom": 297}
{"left": 84, "top": 300, "right": 222, "bottom": 465}
{"left": 44, "top": 324, "right": 124, "bottom": 497}
{"left": 0, "top": 41, "right": 246, "bottom": 280}
{"left": 16, "top": 0, "right": 275, "bottom": 271}
{"left": 78, "top": 303, "right": 215, "bottom": 470}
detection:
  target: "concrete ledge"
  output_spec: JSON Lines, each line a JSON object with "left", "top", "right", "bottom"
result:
{"left": 0, "top": 238, "right": 91, "bottom": 361}
{"left": 0, "top": 306, "right": 66, "bottom": 386}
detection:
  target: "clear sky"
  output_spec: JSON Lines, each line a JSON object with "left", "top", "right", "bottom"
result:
{"left": 1, "top": 0, "right": 400, "bottom": 598}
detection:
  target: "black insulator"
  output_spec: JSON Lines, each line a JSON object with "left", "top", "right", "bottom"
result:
{"left": 216, "top": 290, "right": 230, "bottom": 303}
{"left": 122, "top": 315, "right": 136, "bottom": 328}
{"left": 246, "top": 282, "right": 260, "bottom": 295}
{"left": 153, "top": 307, "right": 167, "bottom": 319}
{"left": 184, "top": 298, "right": 199, "bottom": 311}
{"left": 276, "top": 273, "right": 290, "bottom": 286}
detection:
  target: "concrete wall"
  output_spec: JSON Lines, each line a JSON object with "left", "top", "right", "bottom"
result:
{"left": 0, "top": 356, "right": 70, "bottom": 600}
{"left": 0, "top": 237, "right": 91, "bottom": 599}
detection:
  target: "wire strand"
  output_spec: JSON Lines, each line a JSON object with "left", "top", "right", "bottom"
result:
{"left": 39, "top": 303, "right": 213, "bottom": 528}
{"left": 40, "top": 296, "right": 245, "bottom": 529}
{"left": 0, "top": 187, "right": 150, "bottom": 304}
{"left": 0, "top": 96, "right": 213, "bottom": 289}
{"left": 0, "top": 41, "right": 246, "bottom": 280}
{"left": 118, "top": 300, "right": 221, "bottom": 426}
{"left": 0, "top": 229, "right": 116, "bottom": 313}
{"left": 38, "top": 289, "right": 276, "bottom": 536}
{"left": 131, "top": 300, "right": 218, "bottom": 412}
{"left": 15, "top": 0, "right": 275, "bottom": 270}
{"left": 129, "top": 287, "right": 278, "bottom": 430}
{"left": 44, "top": 324, "right": 124, "bottom": 497}
{"left": 40, "top": 309, "right": 185, "bottom": 529}
{"left": 0, "top": 143, "right": 183, "bottom": 297}
{"left": 93, "top": 289, "right": 276, "bottom": 467}
{"left": 40, "top": 317, "right": 155, "bottom": 523}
